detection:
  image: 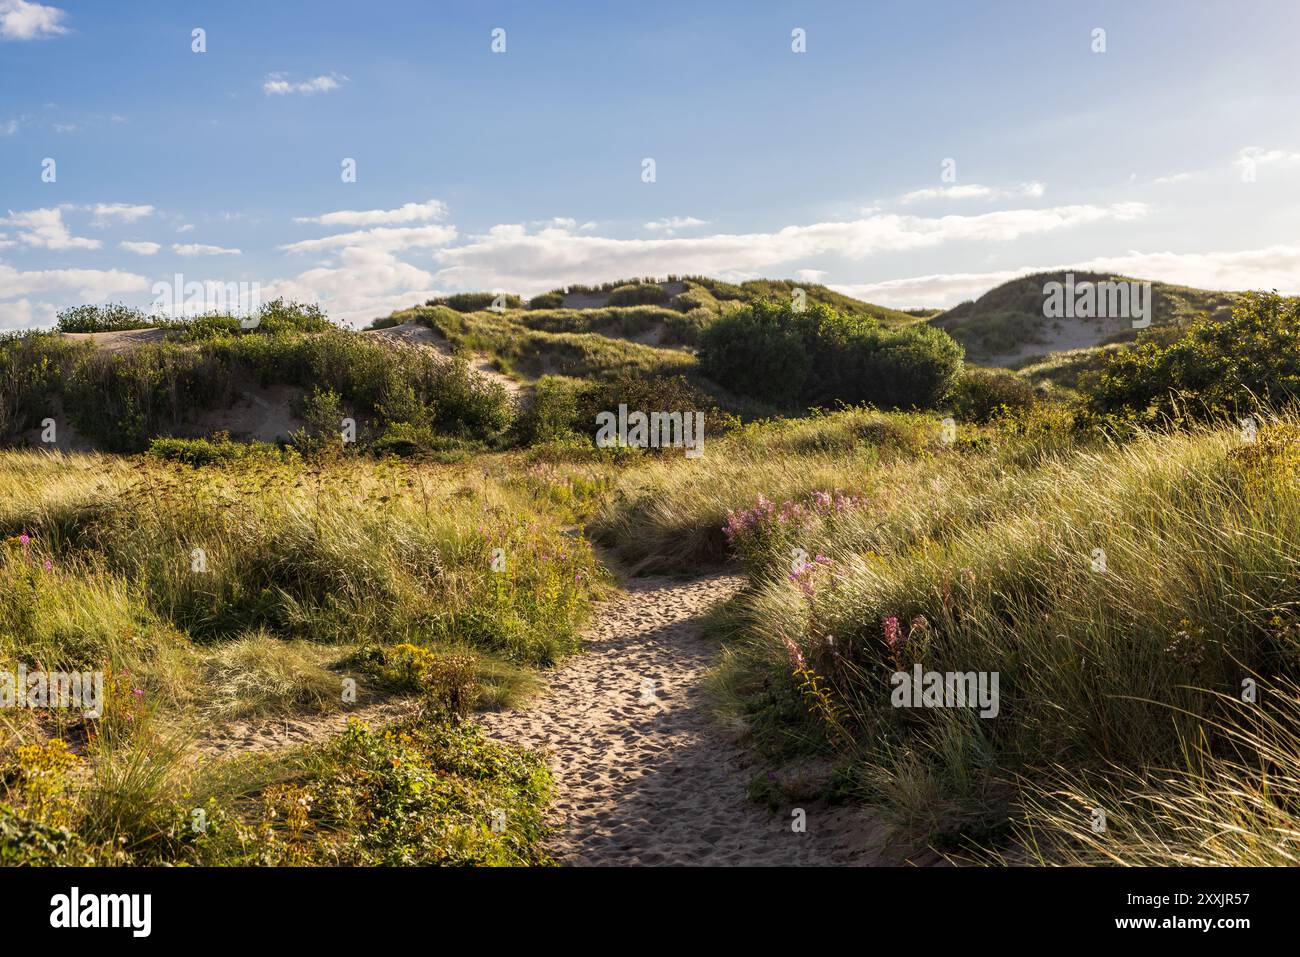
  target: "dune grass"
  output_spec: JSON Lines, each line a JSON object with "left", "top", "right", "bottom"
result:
{"left": 0, "top": 447, "right": 607, "bottom": 865}
{"left": 672, "top": 409, "right": 1300, "bottom": 859}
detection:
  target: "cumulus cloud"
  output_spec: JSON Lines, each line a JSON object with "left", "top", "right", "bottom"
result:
{"left": 431, "top": 204, "right": 1147, "bottom": 294}
{"left": 0, "top": 262, "right": 148, "bottom": 306}
{"left": 89, "top": 202, "right": 155, "bottom": 225}
{"left": 118, "top": 240, "right": 161, "bottom": 255}
{"left": 173, "top": 243, "right": 241, "bottom": 256}
{"left": 0, "top": 0, "right": 67, "bottom": 41}
{"left": 263, "top": 72, "right": 346, "bottom": 96}
{"left": 1, "top": 207, "right": 101, "bottom": 250}
{"left": 263, "top": 246, "right": 441, "bottom": 327}
{"left": 0, "top": 299, "right": 53, "bottom": 330}
{"left": 280, "top": 223, "right": 458, "bottom": 255}
{"left": 644, "top": 216, "right": 709, "bottom": 234}
{"left": 293, "top": 199, "right": 447, "bottom": 227}
{"left": 898, "top": 182, "right": 1046, "bottom": 204}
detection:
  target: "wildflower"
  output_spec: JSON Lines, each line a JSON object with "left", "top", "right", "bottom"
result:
{"left": 43, "top": 560, "right": 53, "bottom": 572}
{"left": 882, "top": 615, "right": 904, "bottom": 650}
{"left": 19, "top": 533, "right": 29, "bottom": 545}
{"left": 779, "top": 633, "right": 807, "bottom": 670}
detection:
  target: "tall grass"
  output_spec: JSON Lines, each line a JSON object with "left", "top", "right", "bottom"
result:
{"left": 672, "top": 410, "right": 1300, "bottom": 858}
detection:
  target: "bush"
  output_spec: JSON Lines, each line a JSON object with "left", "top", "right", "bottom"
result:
{"left": 527, "top": 291, "right": 565, "bottom": 310}
{"left": 147, "top": 435, "right": 282, "bottom": 466}
{"left": 55, "top": 304, "right": 163, "bottom": 334}
{"left": 513, "top": 376, "right": 582, "bottom": 445}
{"left": 433, "top": 293, "right": 523, "bottom": 313}
{"left": 700, "top": 298, "right": 964, "bottom": 410}
{"left": 607, "top": 283, "right": 669, "bottom": 307}
{"left": 948, "top": 368, "right": 1037, "bottom": 422}
{"left": 1086, "top": 291, "right": 1300, "bottom": 421}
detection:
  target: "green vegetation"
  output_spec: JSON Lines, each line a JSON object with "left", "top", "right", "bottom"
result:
{"left": 1087, "top": 290, "right": 1300, "bottom": 423}
{"left": 0, "top": 449, "right": 607, "bottom": 864}
{"left": 1, "top": 306, "right": 512, "bottom": 454}
{"left": 699, "top": 298, "right": 964, "bottom": 410}
{"left": 4, "top": 276, "right": 1297, "bottom": 868}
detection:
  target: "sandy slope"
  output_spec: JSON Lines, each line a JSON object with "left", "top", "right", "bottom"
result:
{"left": 478, "top": 574, "right": 887, "bottom": 865}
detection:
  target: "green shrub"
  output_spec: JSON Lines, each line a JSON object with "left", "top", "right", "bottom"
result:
{"left": 607, "top": 283, "right": 669, "bottom": 307}
{"left": 514, "top": 376, "right": 582, "bottom": 445}
{"left": 1086, "top": 291, "right": 1300, "bottom": 421}
{"left": 948, "top": 368, "right": 1037, "bottom": 422}
{"left": 433, "top": 292, "right": 523, "bottom": 313}
{"left": 527, "top": 291, "right": 565, "bottom": 310}
{"left": 147, "top": 435, "right": 282, "bottom": 466}
{"left": 55, "top": 304, "right": 163, "bottom": 334}
{"left": 700, "top": 298, "right": 964, "bottom": 410}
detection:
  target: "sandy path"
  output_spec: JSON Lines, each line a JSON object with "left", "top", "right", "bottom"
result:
{"left": 478, "top": 573, "right": 885, "bottom": 865}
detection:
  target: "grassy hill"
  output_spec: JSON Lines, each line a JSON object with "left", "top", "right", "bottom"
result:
{"left": 931, "top": 270, "right": 1239, "bottom": 365}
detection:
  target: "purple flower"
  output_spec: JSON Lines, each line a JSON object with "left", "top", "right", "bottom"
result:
{"left": 883, "top": 615, "right": 904, "bottom": 650}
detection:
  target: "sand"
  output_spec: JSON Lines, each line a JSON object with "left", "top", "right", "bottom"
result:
{"left": 192, "top": 696, "right": 422, "bottom": 761}
{"left": 478, "top": 574, "right": 887, "bottom": 865}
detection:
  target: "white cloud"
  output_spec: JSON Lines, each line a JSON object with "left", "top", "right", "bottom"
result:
{"left": 1, "top": 206, "right": 101, "bottom": 250}
{"left": 644, "top": 216, "right": 709, "bottom": 234}
{"left": 431, "top": 204, "right": 1147, "bottom": 294}
{"left": 293, "top": 199, "right": 446, "bottom": 227}
{"left": 1234, "top": 146, "right": 1300, "bottom": 178}
{"left": 0, "top": 299, "right": 53, "bottom": 330}
{"left": 0, "top": 0, "right": 67, "bottom": 41}
{"left": 173, "top": 243, "right": 241, "bottom": 256}
{"left": 899, "top": 182, "right": 1046, "bottom": 205}
{"left": 829, "top": 243, "right": 1300, "bottom": 309}
{"left": 176, "top": 223, "right": 194, "bottom": 233}
{"left": 280, "top": 223, "right": 458, "bottom": 255}
{"left": 0, "top": 119, "right": 17, "bottom": 135}
{"left": 264, "top": 247, "right": 441, "bottom": 327}
{"left": 119, "top": 240, "right": 161, "bottom": 255}
{"left": 89, "top": 202, "right": 155, "bottom": 225}
{"left": 0, "top": 262, "right": 149, "bottom": 303}
{"left": 263, "top": 72, "right": 346, "bottom": 96}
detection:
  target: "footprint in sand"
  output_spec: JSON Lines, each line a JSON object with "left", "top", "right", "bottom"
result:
{"left": 477, "top": 572, "right": 889, "bottom": 866}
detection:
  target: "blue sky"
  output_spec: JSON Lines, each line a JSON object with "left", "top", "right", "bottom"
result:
{"left": 2, "top": 0, "right": 1299, "bottom": 327}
